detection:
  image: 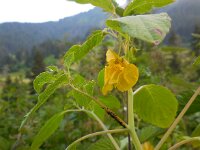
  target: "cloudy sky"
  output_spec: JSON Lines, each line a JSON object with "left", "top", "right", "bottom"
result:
{"left": 0, "top": 0, "right": 126, "bottom": 23}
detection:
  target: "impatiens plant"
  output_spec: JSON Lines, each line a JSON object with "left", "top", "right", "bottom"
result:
{"left": 19, "top": 0, "right": 200, "bottom": 150}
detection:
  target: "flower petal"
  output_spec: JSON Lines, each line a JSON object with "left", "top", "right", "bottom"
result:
{"left": 106, "top": 49, "right": 119, "bottom": 62}
{"left": 142, "top": 142, "right": 154, "bottom": 150}
{"left": 102, "top": 83, "right": 113, "bottom": 95}
{"left": 116, "top": 64, "right": 139, "bottom": 91}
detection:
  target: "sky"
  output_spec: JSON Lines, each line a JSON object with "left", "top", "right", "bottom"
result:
{"left": 0, "top": 0, "right": 126, "bottom": 23}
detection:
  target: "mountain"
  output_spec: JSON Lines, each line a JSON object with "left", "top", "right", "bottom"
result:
{"left": 0, "top": 8, "right": 107, "bottom": 53}
{"left": 156, "top": 0, "right": 200, "bottom": 43}
{"left": 1, "top": 0, "right": 200, "bottom": 54}
{"left": 0, "top": 0, "right": 200, "bottom": 72}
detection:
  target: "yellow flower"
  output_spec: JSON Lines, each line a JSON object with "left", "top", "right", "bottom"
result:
{"left": 102, "top": 49, "right": 139, "bottom": 95}
{"left": 142, "top": 142, "right": 154, "bottom": 150}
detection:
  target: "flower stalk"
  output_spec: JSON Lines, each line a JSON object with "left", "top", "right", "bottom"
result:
{"left": 128, "top": 89, "right": 142, "bottom": 150}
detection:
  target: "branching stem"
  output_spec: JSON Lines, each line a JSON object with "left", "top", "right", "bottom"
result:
{"left": 69, "top": 84, "right": 128, "bottom": 128}
{"left": 65, "top": 129, "right": 129, "bottom": 150}
{"left": 168, "top": 137, "right": 200, "bottom": 150}
{"left": 90, "top": 111, "right": 121, "bottom": 150}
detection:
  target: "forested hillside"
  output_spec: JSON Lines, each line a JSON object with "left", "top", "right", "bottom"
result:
{"left": 0, "top": 8, "right": 107, "bottom": 52}
{"left": 0, "top": 0, "right": 200, "bottom": 72}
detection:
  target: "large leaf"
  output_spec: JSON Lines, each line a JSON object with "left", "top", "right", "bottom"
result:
{"left": 64, "top": 30, "right": 105, "bottom": 65}
{"left": 124, "top": 0, "right": 174, "bottom": 16}
{"left": 68, "top": 0, "right": 115, "bottom": 13}
{"left": 106, "top": 13, "right": 171, "bottom": 45}
{"left": 133, "top": 84, "right": 178, "bottom": 128}
{"left": 31, "top": 112, "right": 64, "bottom": 150}
{"left": 20, "top": 74, "right": 68, "bottom": 130}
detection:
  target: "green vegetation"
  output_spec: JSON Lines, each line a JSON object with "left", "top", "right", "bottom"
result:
{"left": 0, "top": 0, "right": 200, "bottom": 150}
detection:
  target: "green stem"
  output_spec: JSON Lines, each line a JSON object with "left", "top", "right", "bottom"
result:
{"left": 63, "top": 109, "right": 120, "bottom": 150}
{"left": 155, "top": 86, "right": 200, "bottom": 150}
{"left": 128, "top": 89, "right": 142, "bottom": 150}
{"left": 69, "top": 84, "right": 128, "bottom": 128}
{"left": 90, "top": 111, "right": 121, "bottom": 150}
{"left": 169, "top": 137, "right": 200, "bottom": 150}
{"left": 65, "top": 129, "right": 129, "bottom": 150}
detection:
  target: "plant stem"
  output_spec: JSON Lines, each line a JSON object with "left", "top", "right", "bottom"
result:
{"left": 69, "top": 84, "right": 128, "bottom": 128}
{"left": 90, "top": 111, "right": 121, "bottom": 150}
{"left": 65, "top": 129, "right": 129, "bottom": 150}
{"left": 128, "top": 89, "right": 142, "bottom": 150}
{"left": 169, "top": 137, "right": 200, "bottom": 150}
{"left": 63, "top": 108, "right": 120, "bottom": 150}
{"left": 155, "top": 86, "right": 200, "bottom": 150}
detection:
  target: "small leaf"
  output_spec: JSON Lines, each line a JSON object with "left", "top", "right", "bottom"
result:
{"left": 133, "top": 84, "right": 178, "bottom": 128}
{"left": 38, "top": 74, "right": 69, "bottom": 103}
{"left": 64, "top": 30, "right": 105, "bottom": 64}
{"left": 68, "top": 0, "right": 115, "bottom": 13}
{"left": 33, "top": 72, "right": 56, "bottom": 93}
{"left": 20, "top": 74, "right": 68, "bottom": 130}
{"left": 46, "top": 65, "right": 58, "bottom": 72}
{"left": 106, "top": 13, "right": 171, "bottom": 45}
{"left": 31, "top": 112, "right": 64, "bottom": 150}
{"left": 124, "top": 0, "right": 174, "bottom": 16}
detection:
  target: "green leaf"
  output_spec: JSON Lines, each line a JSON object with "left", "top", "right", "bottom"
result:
{"left": 133, "top": 84, "right": 178, "bottom": 128}
{"left": 33, "top": 72, "right": 56, "bottom": 93}
{"left": 138, "top": 126, "right": 163, "bottom": 143}
{"left": 64, "top": 52, "right": 74, "bottom": 68}
{"left": 124, "top": 0, "right": 174, "bottom": 16}
{"left": 93, "top": 95, "right": 121, "bottom": 119}
{"left": 87, "top": 137, "right": 117, "bottom": 150}
{"left": 115, "top": 7, "right": 124, "bottom": 17}
{"left": 0, "top": 137, "right": 10, "bottom": 150}
{"left": 193, "top": 56, "right": 200, "bottom": 67}
{"left": 68, "top": 0, "right": 115, "bottom": 13}
{"left": 192, "top": 124, "right": 200, "bottom": 137}
{"left": 64, "top": 30, "right": 105, "bottom": 65}
{"left": 46, "top": 65, "right": 58, "bottom": 72}
{"left": 191, "top": 125, "right": 200, "bottom": 147}
{"left": 68, "top": 75, "right": 95, "bottom": 108}
{"left": 177, "top": 91, "right": 200, "bottom": 115}
{"left": 38, "top": 74, "right": 68, "bottom": 103}
{"left": 97, "top": 69, "right": 105, "bottom": 89}
{"left": 20, "top": 74, "right": 68, "bottom": 130}
{"left": 106, "top": 13, "right": 171, "bottom": 45}
{"left": 31, "top": 112, "right": 64, "bottom": 150}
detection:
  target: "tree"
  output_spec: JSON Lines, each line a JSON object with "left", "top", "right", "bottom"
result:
{"left": 191, "top": 25, "right": 200, "bottom": 56}
{"left": 31, "top": 49, "right": 45, "bottom": 79}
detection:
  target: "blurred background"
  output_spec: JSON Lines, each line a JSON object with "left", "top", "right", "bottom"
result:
{"left": 0, "top": 0, "right": 200, "bottom": 149}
